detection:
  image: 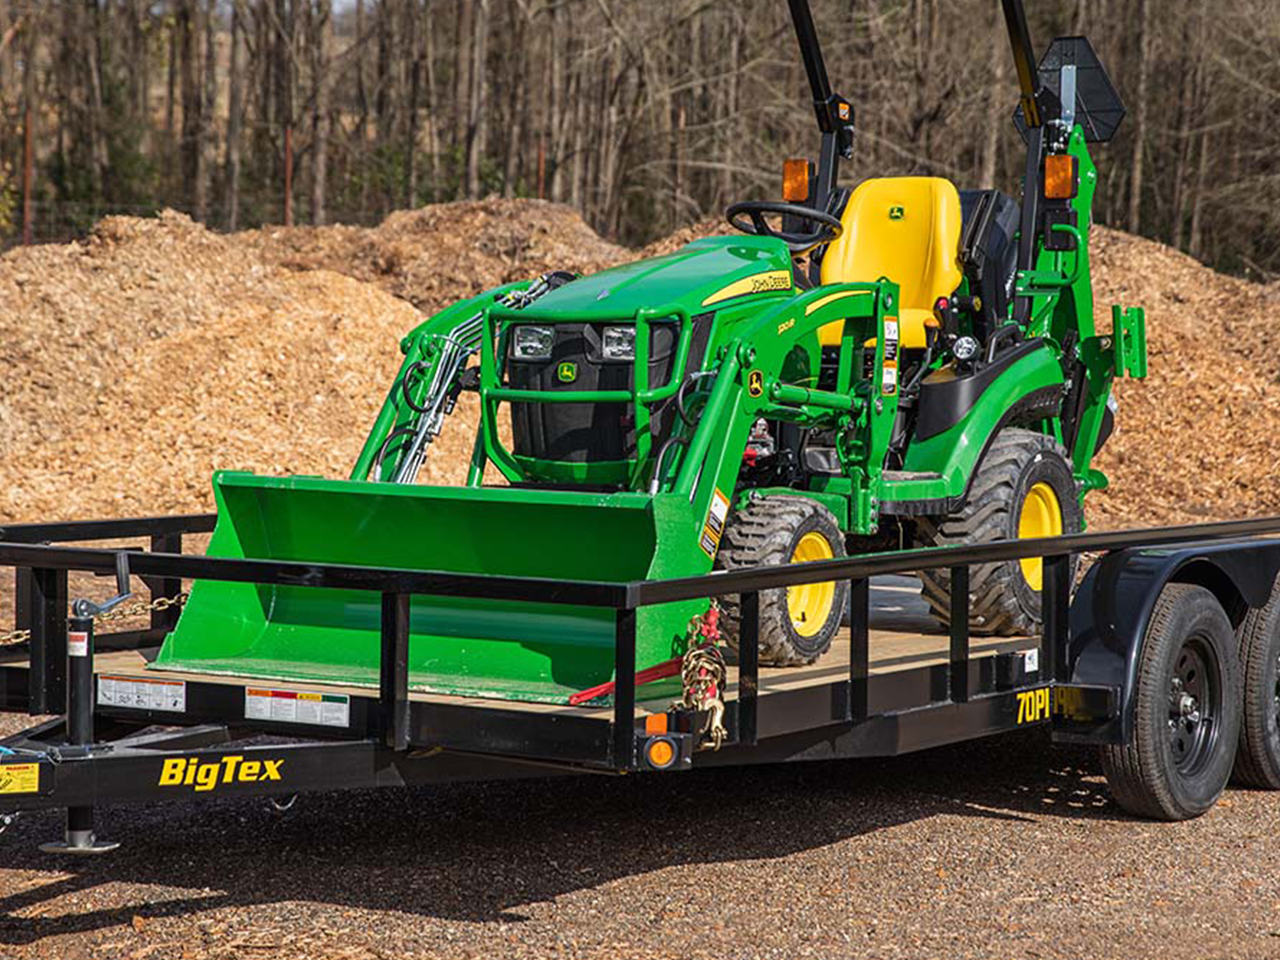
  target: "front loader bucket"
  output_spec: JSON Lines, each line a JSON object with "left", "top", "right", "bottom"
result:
{"left": 152, "top": 472, "right": 710, "bottom": 704}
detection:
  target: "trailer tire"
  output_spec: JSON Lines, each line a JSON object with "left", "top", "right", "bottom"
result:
{"left": 1100, "top": 583, "right": 1241, "bottom": 821}
{"left": 917, "top": 429, "right": 1082, "bottom": 636}
{"left": 717, "top": 496, "right": 847, "bottom": 667}
{"left": 1232, "top": 572, "right": 1280, "bottom": 789}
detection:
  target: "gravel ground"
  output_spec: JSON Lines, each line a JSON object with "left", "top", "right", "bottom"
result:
{"left": 2, "top": 719, "right": 1279, "bottom": 960}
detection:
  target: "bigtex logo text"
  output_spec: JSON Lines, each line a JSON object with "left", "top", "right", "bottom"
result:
{"left": 158, "top": 755, "right": 284, "bottom": 792}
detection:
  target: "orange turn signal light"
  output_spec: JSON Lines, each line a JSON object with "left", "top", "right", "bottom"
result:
{"left": 1044, "top": 154, "right": 1079, "bottom": 200}
{"left": 645, "top": 713, "right": 668, "bottom": 736}
{"left": 783, "top": 159, "right": 811, "bottom": 202}
{"left": 646, "top": 737, "right": 676, "bottom": 768}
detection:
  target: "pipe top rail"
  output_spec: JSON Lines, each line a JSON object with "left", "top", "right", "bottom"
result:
{"left": 2, "top": 515, "right": 1280, "bottom": 611}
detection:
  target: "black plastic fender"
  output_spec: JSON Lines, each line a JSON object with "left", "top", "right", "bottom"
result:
{"left": 1062, "top": 539, "right": 1280, "bottom": 744}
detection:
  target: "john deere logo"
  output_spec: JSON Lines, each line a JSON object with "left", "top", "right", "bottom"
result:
{"left": 889, "top": 206, "right": 905, "bottom": 221}
{"left": 557, "top": 362, "right": 577, "bottom": 383}
{"left": 748, "top": 370, "right": 764, "bottom": 398}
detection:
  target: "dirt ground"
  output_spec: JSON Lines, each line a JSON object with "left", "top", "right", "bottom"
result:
{"left": 3, "top": 719, "right": 1280, "bottom": 960}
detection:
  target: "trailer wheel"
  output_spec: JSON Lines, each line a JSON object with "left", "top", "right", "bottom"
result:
{"left": 918, "top": 429, "right": 1082, "bottom": 636}
{"left": 1232, "top": 572, "right": 1280, "bottom": 789}
{"left": 717, "top": 496, "right": 848, "bottom": 666}
{"left": 1100, "top": 583, "right": 1242, "bottom": 821}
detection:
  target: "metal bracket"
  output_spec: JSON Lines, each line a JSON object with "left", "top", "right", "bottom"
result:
{"left": 71, "top": 553, "right": 133, "bottom": 619}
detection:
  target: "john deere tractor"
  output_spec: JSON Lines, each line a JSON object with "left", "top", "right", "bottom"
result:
{"left": 153, "top": 0, "right": 1146, "bottom": 703}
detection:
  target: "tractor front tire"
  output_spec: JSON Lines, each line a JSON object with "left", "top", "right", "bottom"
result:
{"left": 918, "top": 429, "right": 1083, "bottom": 636}
{"left": 717, "top": 496, "right": 848, "bottom": 667}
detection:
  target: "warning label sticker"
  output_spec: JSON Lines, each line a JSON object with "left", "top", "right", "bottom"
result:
{"left": 98, "top": 675, "right": 186, "bottom": 713}
{"left": 882, "top": 360, "right": 898, "bottom": 396}
{"left": 699, "top": 488, "right": 731, "bottom": 558}
{"left": 0, "top": 763, "right": 40, "bottom": 795}
{"left": 68, "top": 631, "right": 88, "bottom": 658}
{"left": 245, "top": 688, "right": 350, "bottom": 728}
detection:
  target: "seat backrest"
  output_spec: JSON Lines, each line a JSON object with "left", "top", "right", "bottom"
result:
{"left": 820, "top": 177, "right": 964, "bottom": 311}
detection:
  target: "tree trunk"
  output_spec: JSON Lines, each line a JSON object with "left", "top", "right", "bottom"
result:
{"left": 226, "top": 0, "right": 245, "bottom": 231}
{"left": 465, "top": 0, "right": 489, "bottom": 197}
{"left": 311, "top": 0, "right": 333, "bottom": 224}
{"left": 1127, "top": 0, "right": 1152, "bottom": 234}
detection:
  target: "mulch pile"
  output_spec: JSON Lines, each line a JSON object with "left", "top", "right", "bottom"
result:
{"left": 0, "top": 200, "right": 1276, "bottom": 530}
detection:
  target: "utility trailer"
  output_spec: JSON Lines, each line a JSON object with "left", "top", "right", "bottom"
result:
{"left": 4, "top": 514, "right": 1280, "bottom": 852}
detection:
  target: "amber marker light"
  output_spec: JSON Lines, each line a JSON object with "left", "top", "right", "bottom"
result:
{"left": 783, "top": 159, "right": 811, "bottom": 202}
{"left": 1044, "top": 154, "right": 1079, "bottom": 200}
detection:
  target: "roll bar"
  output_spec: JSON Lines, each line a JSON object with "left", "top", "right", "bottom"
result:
{"left": 1001, "top": 0, "right": 1044, "bottom": 129}
{"left": 785, "top": 0, "right": 855, "bottom": 212}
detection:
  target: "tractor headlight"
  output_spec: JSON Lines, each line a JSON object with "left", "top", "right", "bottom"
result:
{"left": 512, "top": 325, "right": 555, "bottom": 360}
{"left": 601, "top": 325, "right": 636, "bottom": 361}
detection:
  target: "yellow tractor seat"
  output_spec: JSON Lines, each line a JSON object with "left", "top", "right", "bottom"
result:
{"left": 818, "top": 177, "right": 964, "bottom": 349}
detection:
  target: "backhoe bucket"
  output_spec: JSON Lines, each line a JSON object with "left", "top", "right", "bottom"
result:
{"left": 152, "top": 473, "right": 709, "bottom": 704}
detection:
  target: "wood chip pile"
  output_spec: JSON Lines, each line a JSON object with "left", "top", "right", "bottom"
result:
{"left": 0, "top": 200, "right": 1276, "bottom": 531}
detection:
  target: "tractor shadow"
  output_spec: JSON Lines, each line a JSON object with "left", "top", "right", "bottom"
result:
{"left": 0, "top": 727, "right": 1124, "bottom": 944}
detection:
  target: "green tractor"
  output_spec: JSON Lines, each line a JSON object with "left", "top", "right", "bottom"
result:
{"left": 153, "top": 0, "right": 1146, "bottom": 703}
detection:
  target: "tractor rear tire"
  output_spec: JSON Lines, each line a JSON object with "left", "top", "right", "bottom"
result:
{"left": 717, "top": 496, "right": 848, "bottom": 667}
{"left": 917, "top": 429, "right": 1083, "bottom": 636}
{"left": 1231, "top": 571, "right": 1280, "bottom": 789}
{"left": 1100, "top": 584, "right": 1241, "bottom": 820}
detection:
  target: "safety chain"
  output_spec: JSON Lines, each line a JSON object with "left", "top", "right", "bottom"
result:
{"left": 0, "top": 593, "right": 188, "bottom": 647}
{"left": 675, "top": 600, "right": 729, "bottom": 750}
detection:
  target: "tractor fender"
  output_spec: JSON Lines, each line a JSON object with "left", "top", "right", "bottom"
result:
{"left": 901, "top": 341, "right": 1065, "bottom": 499}
{"left": 1065, "top": 539, "right": 1280, "bottom": 744}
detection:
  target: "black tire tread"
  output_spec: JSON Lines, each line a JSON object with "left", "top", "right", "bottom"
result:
{"left": 918, "top": 429, "right": 1075, "bottom": 636}
{"left": 717, "top": 496, "right": 845, "bottom": 667}
{"left": 1100, "top": 583, "right": 1238, "bottom": 820}
{"left": 1232, "top": 581, "right": 1280, "bottom": 788}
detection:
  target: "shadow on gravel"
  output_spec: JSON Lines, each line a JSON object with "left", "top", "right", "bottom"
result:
{"left": 0, "top": 728, "right": 1125, "bottom": 943}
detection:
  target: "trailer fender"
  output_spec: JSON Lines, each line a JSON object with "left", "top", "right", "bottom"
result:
{"left": 1063, "top": 540, "right": 1280, "bottom": 744}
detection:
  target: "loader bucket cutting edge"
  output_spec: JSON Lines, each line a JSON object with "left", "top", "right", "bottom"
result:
{"left": 151, "top": 472, "right": 709, "bottom": 704}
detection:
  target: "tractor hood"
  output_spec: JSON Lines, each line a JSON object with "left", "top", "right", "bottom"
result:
{"left": 525, "top": 235, "right": 796, "bottom": 318}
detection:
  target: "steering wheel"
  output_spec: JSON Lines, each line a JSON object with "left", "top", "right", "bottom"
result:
{"left": 726, "top": 201, "right": 844, "bottom": 255}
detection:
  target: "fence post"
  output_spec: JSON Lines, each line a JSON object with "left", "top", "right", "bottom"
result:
{"left": 379, "top": 593, "right": 410, "bottom": 751}
{"left": 1043, "top": 554, "right": 1071, "bottom": 682}
{"left": 612, "top": 608, "right": 637, "bottom": 769}
{"left": 739, "top": 591, "right": 759, "bottom": 746}
{"left": 848, "top": 578, "right": 869, "bottom": 722}
{"left": 949, "top": 566, "right": 970, "bottom": 703}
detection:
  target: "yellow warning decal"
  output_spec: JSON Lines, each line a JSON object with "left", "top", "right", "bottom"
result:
{"left": 0, "top": 763, "right": 40, "bottom": 795}
{"left": 701, "top": 271, "right": 792, "bottom": 307}
{"left": 700, "top": 488, "right": 732, "bottom": 558}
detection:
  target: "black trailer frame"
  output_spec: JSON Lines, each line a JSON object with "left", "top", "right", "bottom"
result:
{"left": 4, "top": 513, "right": 1280, "bottom": 850}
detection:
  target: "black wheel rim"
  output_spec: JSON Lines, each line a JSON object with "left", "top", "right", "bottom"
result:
{"left": 1167, "top": 637, "right": 1220, "bottom": 776}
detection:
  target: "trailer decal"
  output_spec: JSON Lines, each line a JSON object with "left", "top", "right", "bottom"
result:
{"left": 158, "top": 756, "right": 284, "bottom": 793}
{"left": 1016, "top": 687, "right": 1052, "bottom": 724}
{"left": 98, "top": 675, "right": 186, "bottom": 713}
{"left": 245, "top": 687, "right": 350, "bottom": 728}
{"left": 0, "top": 763, "right": 40, "bottom": 795}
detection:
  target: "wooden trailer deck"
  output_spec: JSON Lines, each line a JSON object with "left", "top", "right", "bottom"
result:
{"left": 3, "top": 576, "right": 1037, "bottom": 719}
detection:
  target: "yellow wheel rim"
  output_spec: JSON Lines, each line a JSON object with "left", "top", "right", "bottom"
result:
{"left": 787, "top": 531, "right": 836, "bottom": 637}
{"left": 1018, "top": 482, "right": 1063, "bottom": 591}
